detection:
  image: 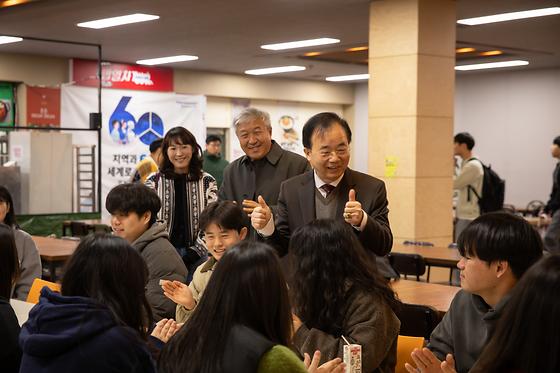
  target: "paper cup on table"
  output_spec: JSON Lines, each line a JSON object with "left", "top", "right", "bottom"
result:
{"left": 343, "top": 343, "right": 362, "bottom": 373}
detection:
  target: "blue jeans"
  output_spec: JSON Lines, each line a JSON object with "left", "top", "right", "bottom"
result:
{"left": 176, "top": 247, "right": 208, "bottom": 284}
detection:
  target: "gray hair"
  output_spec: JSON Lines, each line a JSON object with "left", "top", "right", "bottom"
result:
{"left": 233, "top": 107, "right": 271, "bottom": 129}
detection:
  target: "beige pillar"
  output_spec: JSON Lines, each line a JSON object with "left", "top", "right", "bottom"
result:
{"left": 369, "top": 0, "right": 456, "bottom": 246}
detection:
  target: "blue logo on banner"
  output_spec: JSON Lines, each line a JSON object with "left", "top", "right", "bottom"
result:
{"left": 109, "top": 96, "right": 164, "bottom": 145}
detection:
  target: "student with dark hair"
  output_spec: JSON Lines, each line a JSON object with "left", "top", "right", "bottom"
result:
{"left": 435, "top": 255, "right": 560, "bottom": 373}
{"left": 106, "top": 183, "right": 188, "bottom": 320}
{"left": 0, "top": 185, "right": 41, "bottom": 300}
{"left": 161, "top": 200, "right": 248, "bottom": 323}
{"left": 131, "top": 138, "right": 163, "bottom": 183}
{"left": 252, "top": 112, "right": 393, "bottom": 276}
{"left": 203, "top": 134, "right": 229, "bottom": 188}
{"left": 0, "top": 224, "right": 22, "bottom": 372}
{"left": 452, "top": 132, "right": 483, "bottom": 241}
{"left": 19, "top": 234, "right": 178, "bottom": 373}
{"left": 542, "top": 135, "right": 560, "bottom": 253}
{"left": 158, "top": 241, "right": 345, "bottom": 373}
{"left": 290, "top": 219, "right": 400, "bottom": 373}
{"left": 407, "top": 212, "right": 543, "bottom": 373}
{"left": 145, "top": 127, "right": 218, "bottom": 282}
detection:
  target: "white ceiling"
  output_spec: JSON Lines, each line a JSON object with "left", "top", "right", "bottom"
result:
{"left": 0, "top": 0, "right": 559, "bottom": 81}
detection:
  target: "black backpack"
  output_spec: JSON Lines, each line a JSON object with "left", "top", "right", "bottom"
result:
{"left": 467, "top": 158, "right": 505, "bottom": 213}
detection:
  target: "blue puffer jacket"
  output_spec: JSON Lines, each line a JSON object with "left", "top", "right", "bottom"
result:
{"left": 19, "top": 288, "right": 156, "bottom": 373}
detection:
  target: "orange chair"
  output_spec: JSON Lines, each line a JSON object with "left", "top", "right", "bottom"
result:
{"left": 395, "top": 335, "right": 425, "bottom": 373}
{"left": 26, "top": 278, "right": 61, "bottom": 304}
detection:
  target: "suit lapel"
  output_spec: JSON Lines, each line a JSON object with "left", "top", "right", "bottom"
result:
{"left": 298, "top": 172, "right": 316, "bottom": 225}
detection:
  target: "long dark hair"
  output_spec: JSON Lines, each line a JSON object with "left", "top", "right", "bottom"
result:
{"left": 61, "top": 234, "right": 153, "bottom": 338}
{"left": 158, "top": 241, "right": 292, "bottom": 373}
{"left": 470, "top": 255, "right": 560, "bottom": 373}
{"left": 290, "top": 219, "right": 400, "bottom": 336}
{"left": 0, "top": 185, "right": 18, "bottom": 227}
{"left": 159, "top": 126, "right": 203, "bottom": 180}
{"left": 0, "top": 223, "right": 19, "bottom": 299}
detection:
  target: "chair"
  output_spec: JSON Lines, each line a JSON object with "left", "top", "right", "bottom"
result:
{"left": 388, "top": 253, "right": 426, "bottom": 281}
{"left": 525, "top": 200, "right": 545, "bottom": 217}
{"left": 397, "top": 303, "right": 440, "bottom": 340}
{"left": 26, "top": 278, "right": 61, "bottom": 304}
{"left": 395, "top": 335, "right": 425, "bottom": 373}
{"left": 70, "top": 221, "right": 90, "bottom": 237}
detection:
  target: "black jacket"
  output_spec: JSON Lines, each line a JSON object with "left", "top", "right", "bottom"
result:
{"left": 545, "top": 162, "right": 560, "bottom": 214}
{"left": 0, "top": 298, "right": 21, "bottom": 373}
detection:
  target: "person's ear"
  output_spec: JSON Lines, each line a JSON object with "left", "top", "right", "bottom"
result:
{"left": 304, "top": 148, "right": 312, "bottom": 161}
{"left": 495, "top": 260, "right": 509, "bottom": 279}
{"left": 142, "top": 211, "right": 152, "bottom": 225}
{"left": 239, "top": 227, "right": 248, "bottom": 240}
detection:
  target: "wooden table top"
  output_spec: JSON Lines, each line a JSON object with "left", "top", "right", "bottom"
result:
{"left": 63, "top": 219, "right": 111, "bottom": 227}
{"left": 32, "top": 236, "right": 78, "bottom": 262}
{"left": 391, "top": 279, "right": 460, "bottom": 313}
{"left": 392, "top": 243, "right": 461, "bottom": 267}
{"left": 524, "top": 216, "right": 552, "bottom": 227}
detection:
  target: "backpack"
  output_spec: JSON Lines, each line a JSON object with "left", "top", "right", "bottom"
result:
{"left": 467, "top": 158, "right": 505, "bottom": 213}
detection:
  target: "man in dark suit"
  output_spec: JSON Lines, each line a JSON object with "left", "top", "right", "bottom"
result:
{"left": 251, "top": 112, "right": 392, "bottom": 260}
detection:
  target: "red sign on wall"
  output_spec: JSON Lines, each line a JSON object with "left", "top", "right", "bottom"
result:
{"left": 71, "top": 59, "right": 174, "bottom": 92}
{"left": 26, "top": 86, "right": 61, "bottom": 127}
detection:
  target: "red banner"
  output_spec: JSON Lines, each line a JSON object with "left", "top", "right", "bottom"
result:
{"left": 71, "top": 58, "right": 173, "bottom": 92}
{"left": 26, "top": 86, "right": 61, "bottom": 127}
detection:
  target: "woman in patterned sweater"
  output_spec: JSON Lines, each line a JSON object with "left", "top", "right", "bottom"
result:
{"left": 146, "top": 127, "right": 217, "bottom": 282}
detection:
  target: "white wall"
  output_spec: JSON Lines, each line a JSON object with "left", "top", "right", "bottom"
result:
{"left": 352, "top": 67, "right": 560, "bottom": 208}
{"left": 352, "top": 83, "right": 369, "bottom": 173}
{"left": 455, "top": 68, "right": 560, "bottom": 208}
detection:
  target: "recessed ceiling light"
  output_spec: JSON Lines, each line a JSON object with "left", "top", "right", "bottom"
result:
{"left": 304, "top": 51, "right": 322, "bottom": 57}
{"left": 326, "top": 74, "right": 369, "bottom": 82}
{"left": 245, "top": 66, "right": 306, "bottom": 75}
{"left": 136, "top": 55, "right": 198, "bottom": 65}
{"left": 77, "top": 13, "right": 159, "bottom": 29}
{"left": 456, "top": 47, "right": 476, "bottom": 53}
{"left": 457, "top": 7, "right": 560, "bottom": 26}
{"left": 479, "top": 50, "right": 503, "bottom": 56}
{"left": 261, "top": 38, "right": 339, "bottom": 51}
{"left": 346, "top": 46, "right": 368, "bottom": 52}
{"left": 455, "top": 60, "right": 529, "bottom": 71}
{"left": 0, "top": 36, "right": 23, "bottom": 45}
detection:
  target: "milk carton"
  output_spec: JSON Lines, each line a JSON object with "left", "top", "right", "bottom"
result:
{"left": 343, "top": 343, "right": 362, "bottom": 373}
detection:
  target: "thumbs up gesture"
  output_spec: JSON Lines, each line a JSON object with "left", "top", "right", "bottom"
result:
{"left": 251, "top": 195, "right": 272, "bottom": 230}
{"left": 344, "top": 189, "right": 364, "bottom": 226}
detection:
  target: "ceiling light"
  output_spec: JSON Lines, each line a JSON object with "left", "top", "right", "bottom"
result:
{"left": 458, "top": 7, "right": 560, "bottom": 26}
{"left": 479, "top": 50, "right": 503, "bottom": 56}
{"left": 346, "top": 46, "right": 368, "bottom": 52}
{"left": 77, "top": 13, "right": 159, "bottom": 29}
{"left": 304, "top": 52, "right": 322, "bottom": 57}
{"left": 261, "top": 38, "right": 339, "bottom": 51}
{"left": 0, "top": 36, "right": 22, "bottom": 45}
{"left": 456, "top": 47, "right": 476, "bottom": 53}
{"left": 455, "top": 60, "right": 529, "bottom": 71}
{"left": 245, "top": 66, "right": 306, "bottom": 75}
{"left": 326, "top": 74, "right": 369, "bottom": 82}
{"left": 136, "top": 55, "right": 198, "bottom": 65}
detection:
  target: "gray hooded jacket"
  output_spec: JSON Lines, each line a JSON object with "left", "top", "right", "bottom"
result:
{"left": 131, "top": 223, "right": 188, "bottom": 321}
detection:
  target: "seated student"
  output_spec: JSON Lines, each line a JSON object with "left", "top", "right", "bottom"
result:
{"left": 0, "top": 186, "right": 42, "bottom": 300}
{"left": 290, "top": 219, "right": 401, "bottom": 373}
{"left": 19, "top": 234, "right": 178, "bottom": 373}
{"left": 437, "top": 254, "right": 560, "bottom": 373}
{"left": 406, "top": 212, "right": 544, "bottom": 373}
{"left": 106, "top": 183, "right": 188, "bottom": 321}
{"left": 0, "top": 224, "right": 22, "bottom": 372}
{"left": 158, "top": 241, "right": 345, "bottom": 373}
{"left": 161, "top": 200, "right": 248, "bottom": 323}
